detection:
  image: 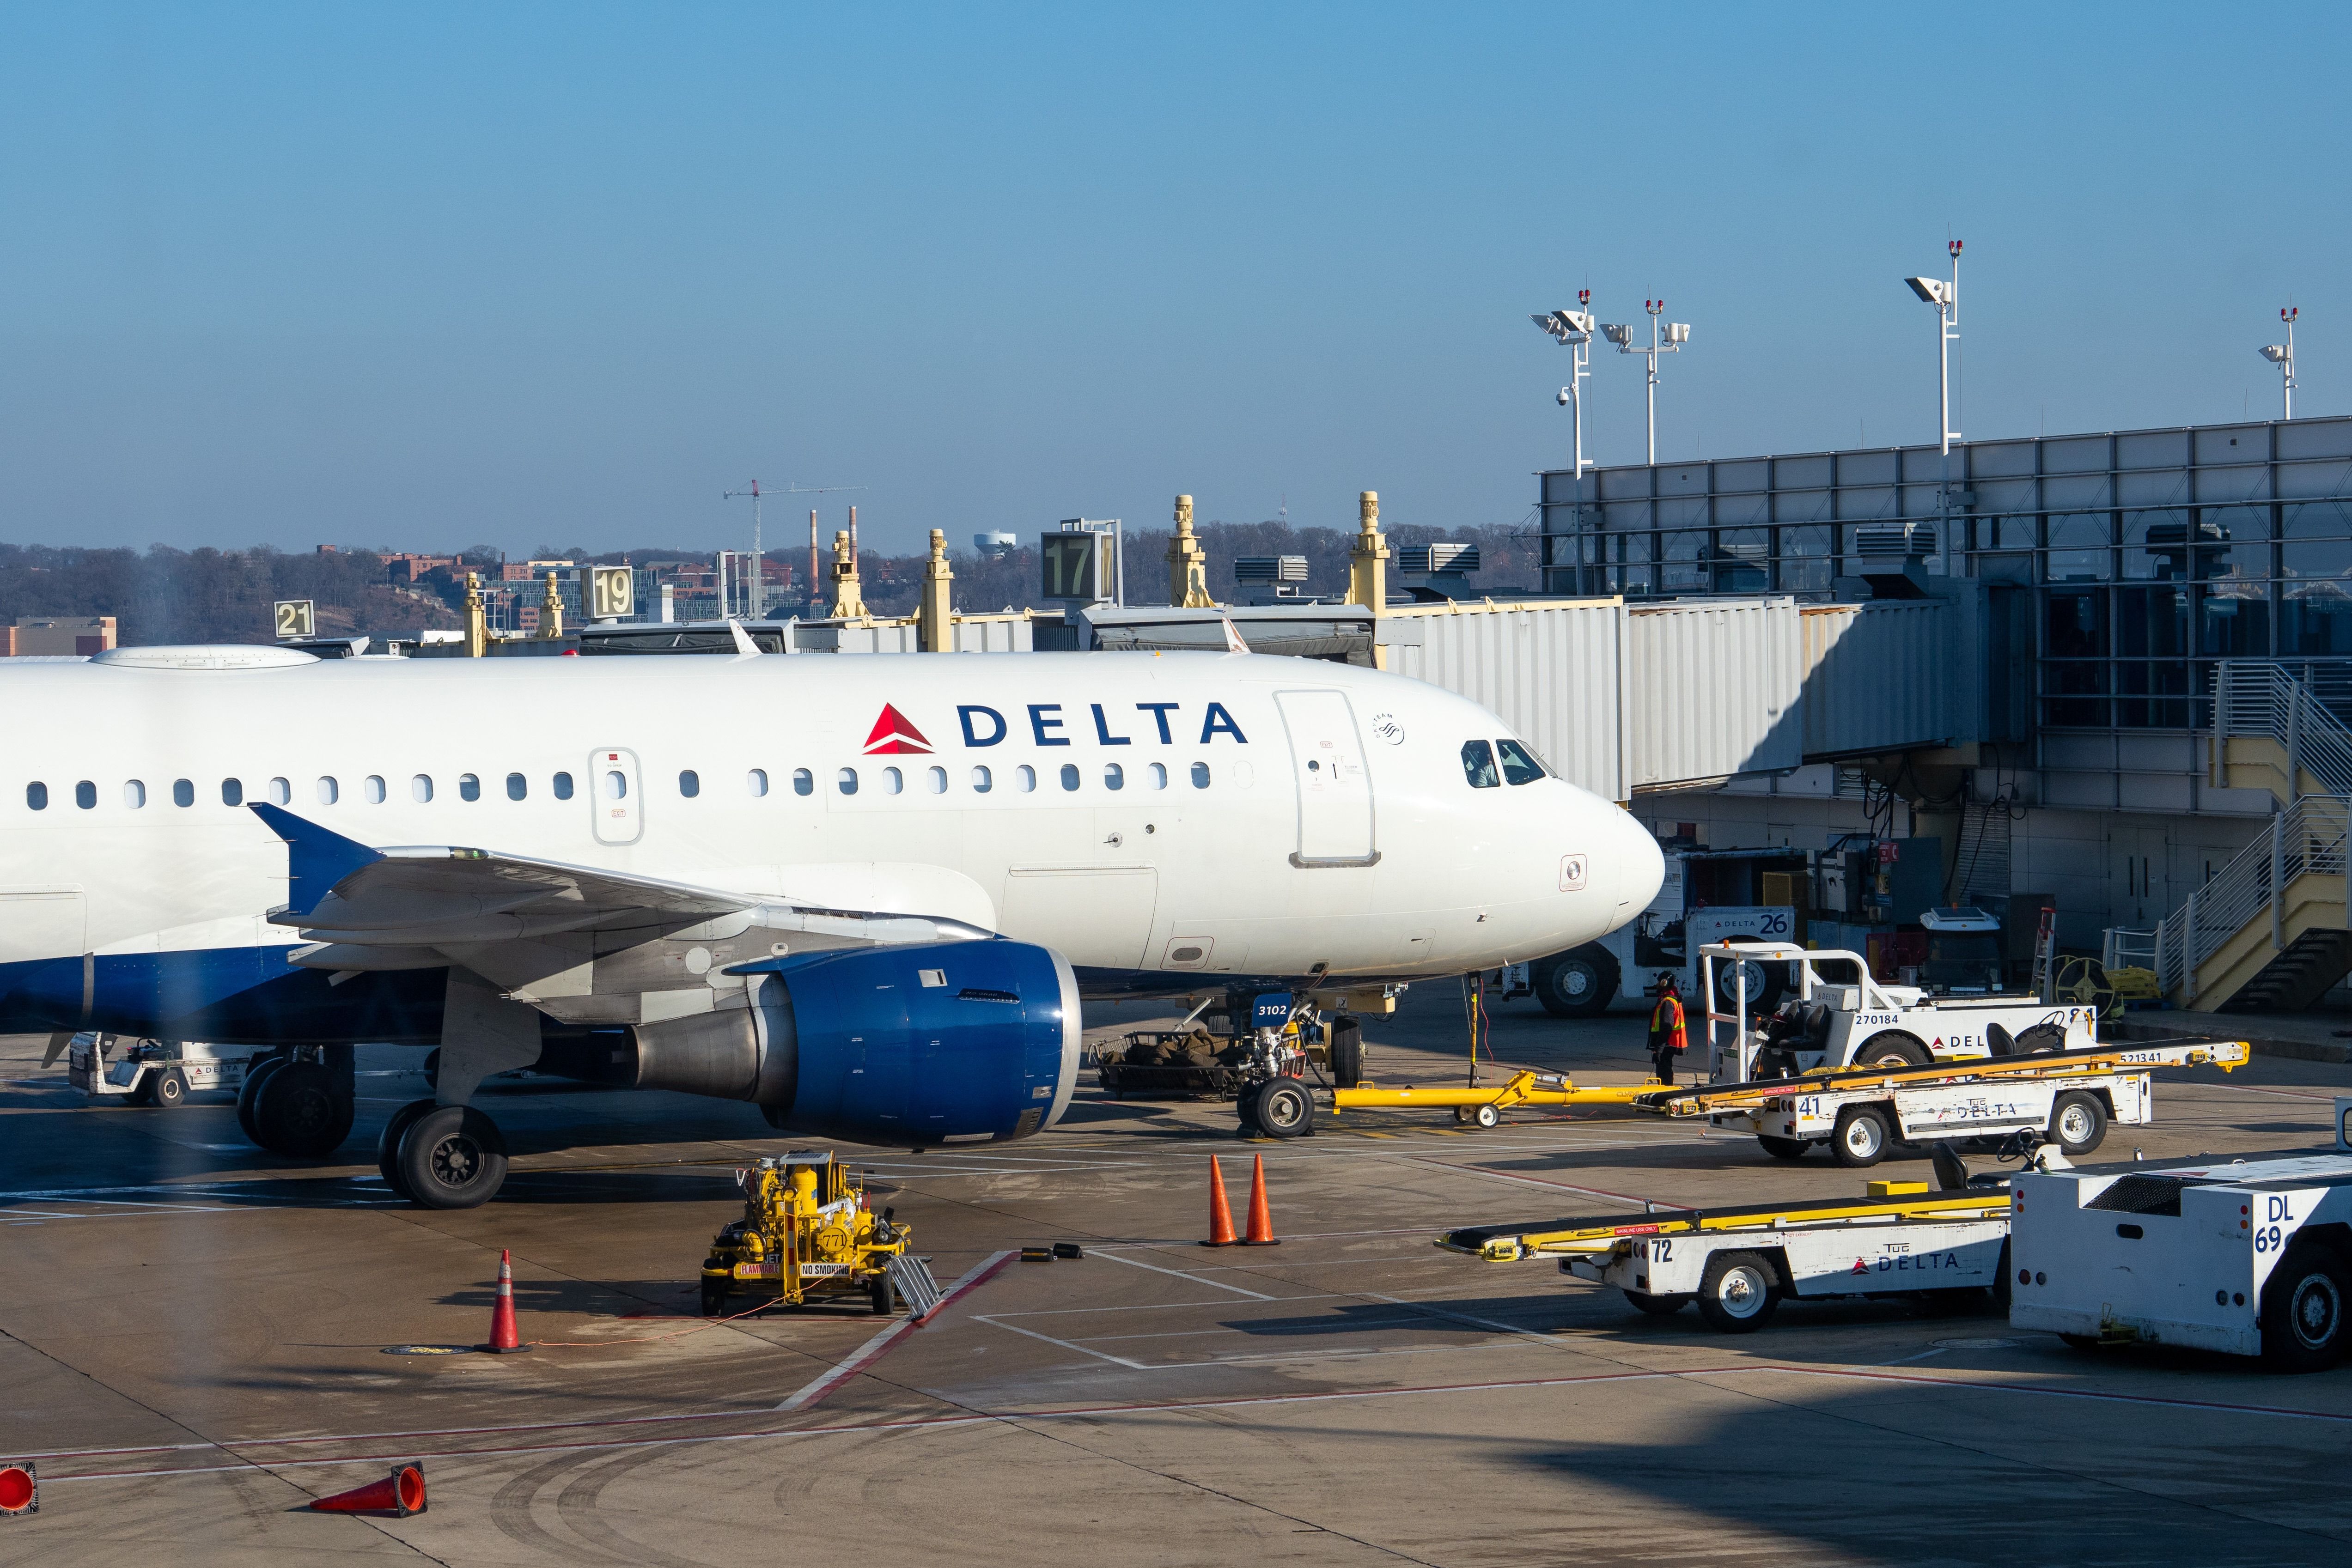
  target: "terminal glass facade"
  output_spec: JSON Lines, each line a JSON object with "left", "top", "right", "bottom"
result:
{"left": 1540, "top": 417, "right": 2352, "bottom": 735}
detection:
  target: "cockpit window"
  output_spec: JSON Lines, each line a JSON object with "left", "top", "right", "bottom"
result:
{"left": 1460, "top": 740, "right": 1500, "bottom": 789}
{"left": 1497, "top": 739, "right": 1546, "bottom": 786}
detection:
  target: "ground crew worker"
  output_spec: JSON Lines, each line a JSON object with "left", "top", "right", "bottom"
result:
{"left": 1647, "top": 973, "right": 1687, "bottom": 1084}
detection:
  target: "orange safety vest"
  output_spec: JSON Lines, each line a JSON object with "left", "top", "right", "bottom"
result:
{"left": 1649, "top": 993, "right": 1687, "bottom": 1053}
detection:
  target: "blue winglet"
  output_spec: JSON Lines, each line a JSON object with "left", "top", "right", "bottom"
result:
{"left": 248, "top": 803, "right": 383, "bottom": 919}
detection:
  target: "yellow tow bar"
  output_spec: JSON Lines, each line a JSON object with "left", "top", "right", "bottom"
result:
{"left": 1331, "top": 1068, "right": 1653, "bottom": 1123}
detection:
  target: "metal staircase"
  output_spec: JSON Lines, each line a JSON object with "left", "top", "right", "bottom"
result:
{"left": 2153, "top": 663, "right": 2352, "bottom": 1011}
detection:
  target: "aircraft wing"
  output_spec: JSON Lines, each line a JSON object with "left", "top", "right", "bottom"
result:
{"left": 255, "top": 802, "right": 767, "bottom": 946}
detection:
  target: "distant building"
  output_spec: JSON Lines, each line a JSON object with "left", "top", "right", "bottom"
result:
{"left": 6, "top": 616, "right": 116, "bottom": 656}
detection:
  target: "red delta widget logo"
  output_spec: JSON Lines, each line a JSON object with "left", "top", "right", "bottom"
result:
{"left": 862, "top": 701, "right": 1251, "bottom": 752}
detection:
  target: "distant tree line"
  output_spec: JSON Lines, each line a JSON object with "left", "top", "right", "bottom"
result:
{"left": 0, "top": 519, "right": 1542, "bottom": 644}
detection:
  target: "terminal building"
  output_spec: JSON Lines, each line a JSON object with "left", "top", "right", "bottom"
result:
{"left": 1537, "top": 413, "right": 2352, "bottom": 1006}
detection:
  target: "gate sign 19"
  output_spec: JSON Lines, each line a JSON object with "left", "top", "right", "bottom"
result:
{"left": 590, "top": 565, "right": 634, "bottom": 620}
{"left": 1040, "top": 532, "right": 1110, "bottom": 602}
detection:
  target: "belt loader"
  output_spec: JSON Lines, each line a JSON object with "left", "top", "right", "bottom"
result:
{"left": 1437, "top": 1144, "right": 2070, "bottom": 1333}
{"left": 1639, "top": 1037, "right": 2251, "bottom": 1167}
{"left": 2008, "top": 1101, "right": 2352, "bottom": 1371}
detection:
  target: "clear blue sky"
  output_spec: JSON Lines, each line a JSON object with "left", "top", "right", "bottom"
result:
{"left": 1, "top": 4, "right": 2345, "bottom": 559}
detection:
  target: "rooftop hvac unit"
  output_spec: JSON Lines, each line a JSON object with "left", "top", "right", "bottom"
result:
{"left": 1234, "top": 556, "right": 1309, "bottom": 583}
{"left": 1852, "top": 523, "right": 1937, "bottom": 561}
{"left": 1397, "top": 543, "right": 1481, "bottom": 575}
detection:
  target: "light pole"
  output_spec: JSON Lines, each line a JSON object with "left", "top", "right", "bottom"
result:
{"left": 1904, "top": 239, "right": 1965, "bottom": 574}
{"left": 1599, "top": 299, "right": 1689, "bottom": 464}
{"left": 2261, "top": 307, "right": 2298, "bottom": 420}
{"left": 1532, "top": 294, "right": 1597, "bottom": 594}
{"left": 1531, "top": 292, "right": 1596, "bottom": 478}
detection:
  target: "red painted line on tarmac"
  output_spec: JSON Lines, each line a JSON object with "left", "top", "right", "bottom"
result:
{"left": 43, "top": 1361, "right": 2352, "bottom": 1486}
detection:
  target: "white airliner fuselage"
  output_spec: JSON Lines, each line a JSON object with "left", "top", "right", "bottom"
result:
{"left": 0, "top": 644, "right": 1662, "bottom": 1203}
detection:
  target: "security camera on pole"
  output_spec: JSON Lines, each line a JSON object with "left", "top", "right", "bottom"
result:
{"left": 2261, "top": 308, "right": 2298, "bottom": 420}
{"left": 1531, "top": 292, "right": 1597, "bottom": 594}
{"left": 1904, "top": 240, "right": 1966, "bottom": 576}
{"left": 1598, "top": 299, "right": 1690, "bottom": 465}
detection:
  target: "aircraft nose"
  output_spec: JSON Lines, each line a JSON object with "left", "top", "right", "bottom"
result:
{"left": 1605, "top": 808, "right": 1664, "bottom": 915}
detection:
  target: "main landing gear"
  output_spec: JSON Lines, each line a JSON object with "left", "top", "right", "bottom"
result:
{"left": 377, "top": 1100, "right": 510, "bottom": 1209}
{"left": 236, "top": 1045, "right": 356, "bottom": 1159}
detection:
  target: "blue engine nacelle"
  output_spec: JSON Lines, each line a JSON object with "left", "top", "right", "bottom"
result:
{"left": 627, "top": 939, "right": 1080, "bottom": 1146}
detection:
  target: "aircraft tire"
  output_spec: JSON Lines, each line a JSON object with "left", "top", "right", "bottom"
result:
{"left": 1328, "top": 1016, "right": 1365, "bottom": 1088}
{"left": 237, "top": 1054, "right": 288, "bottom": 1144}
{"left": 1251, "top": 1079, "right": 1314, "bottom": 1139}
{"left": 395, "top": 1105, "right": 509, "bottom": 1209}
{"left": 1533, "top": 946, "right": 1617, "bottom": 1019}
{"left": 377, "top": 1097, "right": 438, "bottom": 1201}
{"left": 253, "top": 1061, "right": 355, "bottom": 1158}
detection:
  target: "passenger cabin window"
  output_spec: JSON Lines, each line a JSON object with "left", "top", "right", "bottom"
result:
{"left": 971, "top": 765, "right": 992, "bottom": 793}
{"left": 124, "top": 780, "right": 146, "bottom": 808}
{"left": 678, "top": 770, "right": 700, "bottom": 798}
{"left": 1190, "top": 762, "right": 1210, "bottom": 789}
{"left": 926, "top": 766, "right": 946, "bottom": 793}
{"left": 459, "top": 773, "right": 481, "bottom": 802}
{"left": 837, "top": 767, "right": 859, "bottom": 796}
{"left": 268, "top": 778, "right": 291, "bottom": 805}
{"left": 603, "top": 771, "right": 627, "bottom": 800}
{"left": 411, "top": 775, "right": 433, "bottom": 803}
{"left": 75, "top": 781, "right": 95, "bottom": 809}
{"left": 1059, "top": 763, "right": 1080, "bottom": 791}
{"left": 748, "top": 769, "right": 768, "bottom": 797}
{"left": 792, "top": 768, "right": 813, "bottom": 796}
{"left": 1496, "top": 739, "right": 1546, "bottom": 786}
{"left": 1015, "top": 765, "right": 1036, "bottom": 792}
{"left": 317, "top": 777, "right": 339, "bottom": 805}
{"left": 365, "top": 776, "right": 387, "bottom": 804}
{"left": 553, "top": 772, "right": 575, "bottom": 800}
{"left": 506, "top": 772, "right": 527, "bottom": 801}
{"left": 221, "top": 779, "right": 243, "bottom": 807}
{"left": 1103, "top": 762, "right": 1124, "bottom": 790}
{"left": 25, "top": 783, "right": 46, "bottom": 811}
{"left": 1461, "top": 740, "right": 1501, "bottom": 789}
{"left": 1148, "top": 762, "right": 1167, "bottom": 789}
{"left": 173, "top": 779, "right": 193, "bottom": 808}
{"left": 882, "top": 767, "right": 903, "bottom": 795}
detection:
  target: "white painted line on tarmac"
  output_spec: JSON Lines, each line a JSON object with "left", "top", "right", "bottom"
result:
{"left": 1401, "top": 1157, "right": 1650, "bottom": 1206}
{"left": 1090, "top": 1246, "right": 1276, "bottom": 1301}
{"left": 774, "top": 1249, "right": 1017, "bottom": 1411}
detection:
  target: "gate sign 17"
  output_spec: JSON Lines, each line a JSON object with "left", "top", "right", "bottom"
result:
{"left": 1040, "top": 532, "right": 1110, "bottom": 602}
{"left": 590, "top": 565, "right": 635, "bottom": 620}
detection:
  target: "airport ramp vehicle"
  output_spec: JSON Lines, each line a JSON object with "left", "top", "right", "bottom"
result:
{"left": 1438, "top": 1161, "right": 2031, "bottom": 1333}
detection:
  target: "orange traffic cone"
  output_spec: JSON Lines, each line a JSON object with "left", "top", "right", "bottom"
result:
{"left": 484, "top": 1248, "right": 524, "bottom": 1352}
{"left": 311, "top": 1464, "right": 427, "bottom": 1517}
{"left": 1241, "top": 1154, "right": 1279, "bottom": 1246}
{"left": 1201, "top": 1155, "right": 1238, "bottom": 1247}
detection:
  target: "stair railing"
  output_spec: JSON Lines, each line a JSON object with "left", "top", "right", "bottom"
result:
{"left": 2212, "top": 661, "right": 2352, "bottom": 798}
{"left": 2153, "top": 793, "right": 2350, "bottom": 1003}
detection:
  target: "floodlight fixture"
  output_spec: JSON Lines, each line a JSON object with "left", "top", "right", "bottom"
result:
{"left": 2263, "top": 306, "right": 2298, "bottom": 419}
{"left": 1902, "top": 240, "right": 1966, "bottom": 577}
{"left": 1534, "top": 288, "right": 1600, "bottom": 484}
{"left": 1597, "top": 297, "right": 1688, "bottom": 463}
